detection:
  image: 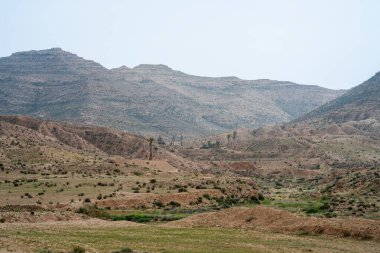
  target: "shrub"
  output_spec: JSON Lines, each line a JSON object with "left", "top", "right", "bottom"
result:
{"left": 112, "top": 247, "right": 133, "bottom": 253}
{"left": 177, "top": 187, "right": 187, "bottom": 193}
{"left": 37, "top": 248, "right": 53, "bottom": 253}
{"left": 168, "top": 201, "right": 181, "bottom": 207}
{"left": 203, "top": 194, "right": 211, "bottom": 200}
{"left": 117, "top": 214, "right": 154, "bottom": 223}
{"left": 153, "top": 200, "right": 164, "bottom": 208}
{"left": 70, "top": 246, "right": 85, "bottom": 253}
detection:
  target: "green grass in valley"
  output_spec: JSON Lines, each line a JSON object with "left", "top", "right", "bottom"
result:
{"left": 261, "top": 197, "right": 333, "bottom": 217}
{"left": 1, "top": 224, "right": 379, "bottom": 253}
{"left": 108, "top": 212, "right": 188, "bottom": 223}
{"left": 75, "top": 206, "right": 198, "bottom": 223}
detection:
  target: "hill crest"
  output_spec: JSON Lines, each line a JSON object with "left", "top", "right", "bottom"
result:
{"left": 0, "top": 48, "right": 345, "bottom": 137}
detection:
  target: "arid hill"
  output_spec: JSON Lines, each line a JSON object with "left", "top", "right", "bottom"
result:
{"left": 0, "top": 115, "right": 153, "bottom": 159}
{"left": 0, "top": 48, "right": 345, "bottom": 137}
{"left": 299, "top": 71, "right": 380, "bottom": 123}
{"left": 177, "top": 71, "right": 380, "bottom": 220}
{"left": 185, "top": 70, "right": 380, "bottom": 169}
{"left": 166, "top": 206, "right": 380, "bottom": 240}
{"left": 0, "top": 114, "right": 218, "bottom": 173}
{"left": 0, "top": 115, "right": 261, "bottom": 215}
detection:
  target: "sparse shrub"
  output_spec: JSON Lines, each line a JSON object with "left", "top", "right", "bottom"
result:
{"left": 112, "top": 247, "right": 133, "bottom": 253}
{"left": 177, "top": 187, "right": 187, "bottom": 193}
{"left": 201, "top": 140, "right": 221, "bottom": 149}
{"left": 153, "top": 200, "right": 164, "bottom": 208}
{"left": 167, "top": 201, "right": 181, "bottom": 207}
{"left": 203, "top": 194, "right": 211, "bottom": 200}
{"left": 249, "top": 196, "right": 260, "bottom": 204}
{"left": 70, "top": 246, "right": 85, "bottom": 253}
{"left": 157, "top": 136, "right": 165, "bottom": 145}
{"left": 37, "top": 248, "right": 53, "bottom": 253}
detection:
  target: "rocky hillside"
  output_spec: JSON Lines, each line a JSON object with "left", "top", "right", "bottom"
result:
{"left": 299, "top": 71, "right": 380, "bottom": 123}
{"left": 0, "top": 115, "right": 151, "bottom": 159}
{"left": 185, "top": 70, "right": 380, "bottom": 170}
{"left": 0, "top": 48, "right": 345, "bottom": 137}
{"left": 0, "top": 115, "right": 209, "bottom": 173}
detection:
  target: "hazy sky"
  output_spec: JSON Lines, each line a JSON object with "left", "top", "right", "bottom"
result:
{"left": 1, "top": 0, "right": 380, "bottom": 89}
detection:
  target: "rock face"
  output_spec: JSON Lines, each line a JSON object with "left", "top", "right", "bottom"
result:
{"left": 0, "top": 48, "right": 345, "bottom": 137}
{"left": 0, "top": 48, "right": 106, "bottom": 121}
{"left": 299, "top": 71, "right": 380, "bottom": 123}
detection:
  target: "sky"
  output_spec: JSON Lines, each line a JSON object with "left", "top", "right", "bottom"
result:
{"left": 1, "top": 0, "right": 380, "bottom": 89}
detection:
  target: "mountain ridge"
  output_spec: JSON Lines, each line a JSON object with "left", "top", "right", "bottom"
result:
{"left": 0, "top": 48, "right": 345, "bottom": 137}
{"left": 298, "top": 71, "right": 380, "bottom": 124}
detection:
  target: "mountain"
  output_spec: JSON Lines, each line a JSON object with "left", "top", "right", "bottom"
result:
{"left": 299, "top": 71, "right": 380, "bottom": 123}
{"left": 0, "top": 48, "right": 345, "bottom": 137}
{"left": 183, "top": 70, "right": 380, "bottom": 171}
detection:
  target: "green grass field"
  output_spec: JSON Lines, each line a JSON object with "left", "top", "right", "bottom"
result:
{"left": 1, "top": 223, "right": 379, "bottom": 253}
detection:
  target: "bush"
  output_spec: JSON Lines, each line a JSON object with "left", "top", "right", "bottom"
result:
{"left": 201, "top": 140, "right": 221, "bottom": 149}
{"left": 37, "top": 248, "right": 53, "bottom": 253}
{"left": 70, "top": 246, "right": 85, "bottom": 253}
{"left": 112, "top": 247, "right": 133, "bottom": 253}
{"left": 117, "top": 214, "right": 154, "bottom": 223}
{"left": 203, "top": 194, "right": 211, "bottom": 200}
{"left": 75, "top": 206, "right": 108, "bottom": 219}
{"left": 153, "top": 200, "right": 164, "bottom": 208}
{"left": 168, "top": 201, "right": 181, "bottom": 207}
{"left": 177, "top": 187, "right": 187, "bottom": 193}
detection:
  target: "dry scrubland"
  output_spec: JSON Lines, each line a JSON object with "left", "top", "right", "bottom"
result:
{"left": 0, "top": 115, "right": 379, "bottom": 253}
{"left": 0, "top": 49, "right": 379, "bottom": 253}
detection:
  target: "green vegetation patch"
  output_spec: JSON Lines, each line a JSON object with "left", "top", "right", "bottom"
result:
{"left": 76, "top": 206, "right": 190, "bottom": 223}
{"left": 2, "top": 224, "right": 379, "bottom": 253}
{"left": 263, "top": 198, "right": 333, "bottom": 217}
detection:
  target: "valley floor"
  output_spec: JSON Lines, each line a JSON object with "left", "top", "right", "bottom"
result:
{"left": 1, "top": 219, "right": 379, "bottom": 253}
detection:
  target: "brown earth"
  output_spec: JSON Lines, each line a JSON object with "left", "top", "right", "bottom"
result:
{"left": 0, "top": 211, "right": 88, "bottom": 223}
{"left": 0, "top": 217, "right": 143, "bottom": 228}
{"left": 165, "top": 206, "right": 380, "bottom": 240}
{"left": 0, "top": 115, "right": 210, "bottom": 173}
{"left": 96, "top": 189, "right": 224, "bottom": 209}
